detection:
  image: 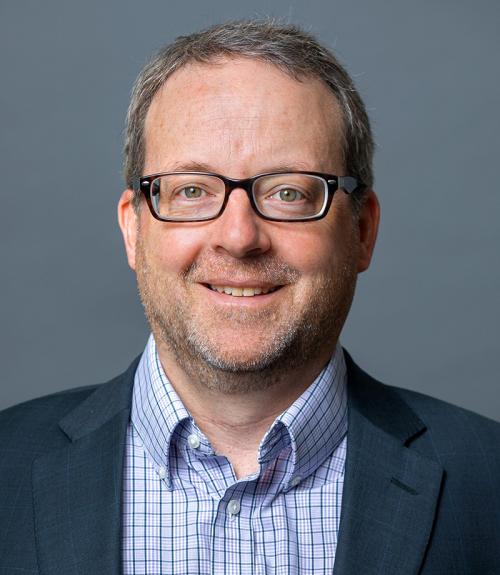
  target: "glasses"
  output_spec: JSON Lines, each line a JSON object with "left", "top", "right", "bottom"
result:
{"left": 134, "top": 171, "right": 364, "bottom": 222}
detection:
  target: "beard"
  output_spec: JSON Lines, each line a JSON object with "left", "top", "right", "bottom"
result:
{"left": 134, "top": 231, "right": 358, "bottom": 395}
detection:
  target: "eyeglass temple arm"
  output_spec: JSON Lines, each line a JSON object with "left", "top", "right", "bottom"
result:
{"left": 333, "top": 176, "right": 364, "bottom": 195}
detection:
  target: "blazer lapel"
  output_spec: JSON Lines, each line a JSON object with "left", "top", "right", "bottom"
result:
{"left": 334, "top": 354, "right": 444, "bottom": 575}
{"left": 32, "top": 358, "right": 139, "bottom": 575}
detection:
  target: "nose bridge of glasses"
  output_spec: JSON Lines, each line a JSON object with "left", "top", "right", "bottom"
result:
{"left": 223, "top": 175, "right": 255, "bottom": 196}
{"left": 220, "top": 175, "right": 259, "bottom": 214}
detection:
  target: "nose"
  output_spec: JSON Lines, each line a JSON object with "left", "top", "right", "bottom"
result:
{"left": 211, "top": 188, "right": 272, "bottom": 258}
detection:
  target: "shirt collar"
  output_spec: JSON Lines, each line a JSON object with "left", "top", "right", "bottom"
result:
{"left": 259, "top": 343, "right": 348, "bottom": 487}
{"left": 131, "top": 334, "right": 190, "bottom": 482}
{"left": 131, "top": 334, "right": 347, "bottom": 487}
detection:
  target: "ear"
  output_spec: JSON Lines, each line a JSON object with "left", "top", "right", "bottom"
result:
{"left": 357, "top": 189, "right": 380, "bottom": 273}
{"left": 118, "top": 189, "right": 139, "bottom": 271}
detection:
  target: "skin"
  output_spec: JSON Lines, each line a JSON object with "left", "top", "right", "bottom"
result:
{"left": 118, "top": 57, "right": 380, "bottom": 478}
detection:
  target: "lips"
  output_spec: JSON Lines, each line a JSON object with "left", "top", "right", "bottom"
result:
{"left": 207, "top": 285, "right": 280, "bottom": 297}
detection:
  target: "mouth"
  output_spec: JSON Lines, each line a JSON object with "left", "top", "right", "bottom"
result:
{"left": 205, "top": 284, "right": 282, "bottom": 297}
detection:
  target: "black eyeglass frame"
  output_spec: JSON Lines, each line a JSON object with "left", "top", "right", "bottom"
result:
{"left": 133, "top": 171, "right": 364, "bottom": 223}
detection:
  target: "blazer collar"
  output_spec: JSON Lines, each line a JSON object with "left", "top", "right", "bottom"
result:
{"left": 333, "top": 351, "right": 444, "bottom": 575}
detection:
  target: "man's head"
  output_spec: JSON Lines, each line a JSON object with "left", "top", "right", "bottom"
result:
{"left": 118, "top": 20, "right": 379, "bottom": 393}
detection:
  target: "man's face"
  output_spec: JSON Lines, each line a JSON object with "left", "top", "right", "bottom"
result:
{"left": 119, "top": 58, "right": 378, "bottom": 386}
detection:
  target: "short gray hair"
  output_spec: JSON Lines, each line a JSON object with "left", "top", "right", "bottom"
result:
{"left": 124, "top": 19, "right": 374, "bottom": 211}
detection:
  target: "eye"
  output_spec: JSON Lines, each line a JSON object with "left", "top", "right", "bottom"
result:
{"left": 178, "top": 186, "right": 205, "bottom": 199}
{"left": 270, "top": 188, "right": 305, "bottom": 202}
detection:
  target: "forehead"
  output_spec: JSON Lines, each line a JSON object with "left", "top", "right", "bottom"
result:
{"left": 143, "top": 57, "right": 344, "bottom": 175}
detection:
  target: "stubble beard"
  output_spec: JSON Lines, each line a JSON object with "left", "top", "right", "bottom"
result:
{"left": 134, "top": 235, "right": 358, "bottom": 395}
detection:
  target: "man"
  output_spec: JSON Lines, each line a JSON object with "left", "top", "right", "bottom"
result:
{"left": 0, "top": 20, "right": 499, "bottom": 575}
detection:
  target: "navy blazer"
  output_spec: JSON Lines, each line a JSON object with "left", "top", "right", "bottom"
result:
{"left": 1, "top": 352, "right": 499, "bottom": 574}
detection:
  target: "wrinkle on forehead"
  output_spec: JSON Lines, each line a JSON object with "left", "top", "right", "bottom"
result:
{"left": 144, "top": 58, "right": 344, "bottom": 175}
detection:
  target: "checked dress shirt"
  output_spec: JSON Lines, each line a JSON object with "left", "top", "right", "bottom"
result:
{"left": 122, "top": 334, "right": 348, "bottom": 574}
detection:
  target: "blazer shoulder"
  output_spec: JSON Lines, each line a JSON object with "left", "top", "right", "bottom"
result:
{"left": 391, "top": 383, "right": 500, "bottom": 443}
{"left": 0, "top": 355, "right": 141, "bottom": 461}
{"left": 344, "top": 349, "right": 500, "bottom": 441}
{"left": 0, "top": 385, "right": 99, "bottom": 450}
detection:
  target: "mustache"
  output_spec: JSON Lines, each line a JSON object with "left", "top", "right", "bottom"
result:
{"left": 184, "top": 254, "right": 300, "bottom": 285}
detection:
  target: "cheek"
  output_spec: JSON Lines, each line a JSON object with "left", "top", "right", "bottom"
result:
{"left": 276, "top": 219, "right": 352, "bottom": 277}
{"left": 142, "top": 221, "right": 208, "bottom": 274}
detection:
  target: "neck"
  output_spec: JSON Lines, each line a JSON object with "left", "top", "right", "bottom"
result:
{"left": 155, "top": 339, "right": 332, "bottom": 478}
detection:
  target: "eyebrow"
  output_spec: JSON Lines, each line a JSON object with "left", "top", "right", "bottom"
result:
{"left": 168, "top": 161, "right": 218, "bottom": 173}
{"left": 163, "top": 160, "right": 314, "bottom": 175}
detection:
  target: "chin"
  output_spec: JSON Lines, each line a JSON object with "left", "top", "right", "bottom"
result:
{"left": 185, "top": 329, "right": 289, "bottom": 372}
{"left": 194, "top": 344, "right": 278, "bottom": 372}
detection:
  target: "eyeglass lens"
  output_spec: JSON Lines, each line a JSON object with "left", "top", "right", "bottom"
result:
{"left": 150, "top": 173, "right": 328, "bottom": 221}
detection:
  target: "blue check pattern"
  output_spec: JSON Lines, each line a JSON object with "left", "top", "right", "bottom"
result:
{"left": 122, "top": 334, "right": 348, "bottom": 574}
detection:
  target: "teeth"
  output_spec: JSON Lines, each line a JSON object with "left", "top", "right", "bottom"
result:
{"left": 210, "top": 285, "right": 275, "bottom": 297}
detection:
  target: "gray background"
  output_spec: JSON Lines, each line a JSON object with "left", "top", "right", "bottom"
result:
{"left": 1, "top": 0, "right": 498, "bottom": 421}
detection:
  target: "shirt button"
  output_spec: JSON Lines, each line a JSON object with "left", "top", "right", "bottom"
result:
{"left": 227, "top": 499, "right": 241, "bottom": 516}
{"left": 290, "top": 475, "right": 302, "bottom": 487}
{"left": 158, "top": 466, "right": 166, "bottom": 479}
{"left": 187, "top": 434, "right": 201, "bottom": 449}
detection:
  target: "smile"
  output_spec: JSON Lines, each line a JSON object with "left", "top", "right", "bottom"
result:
{"left": 208, "top": 285, "right": 280, "bottom": 297}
